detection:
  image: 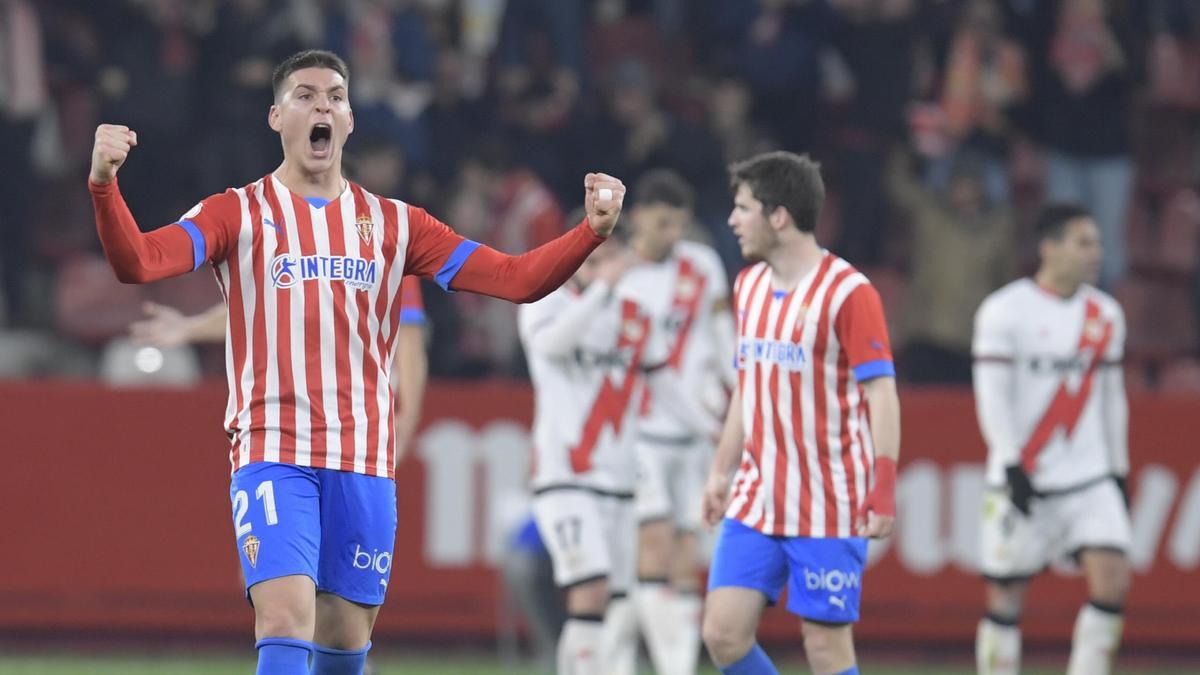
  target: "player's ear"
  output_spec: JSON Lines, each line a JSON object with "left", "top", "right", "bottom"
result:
{"left": 768, "top": 205, "right": 790, "bottom": 232}
{"left": 347, "top": 107, "right": 354, "bottom": 135}
{"left": 268, "top": 104, "right": 282, "bottom": 133}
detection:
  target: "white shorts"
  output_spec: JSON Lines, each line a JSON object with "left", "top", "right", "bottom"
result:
{"left": 980, "top": 477, "right": 1132, "bottom": 580}
{"left": 532, "top": 487, "right": 636, "bottom": 592}
{"left": 634, "top": 436, "right": 710, "bottom": 531}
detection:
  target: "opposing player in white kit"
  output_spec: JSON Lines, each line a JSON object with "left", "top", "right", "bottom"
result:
{"left": 973, "top": 204, "right": 1131, "bottom": 675}
{"left": 623, "top": 170, "right": 733, "bottom": 675}
{"left": 520, "top": 229, "right": 713, "bottom": 675}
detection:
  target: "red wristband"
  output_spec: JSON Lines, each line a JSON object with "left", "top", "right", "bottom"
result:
{"left": 869, "top": 456, "right": 897, "bottom": 516}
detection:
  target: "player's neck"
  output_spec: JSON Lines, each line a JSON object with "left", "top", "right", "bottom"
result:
{"left": 273, "top": 160, "right": 347, "bottom": 201}
{"left": 1034, "top": 269, "right": 1081, "bottom": 299}
{"left": 766, "top": 232, "right": 822, "bottom": 291}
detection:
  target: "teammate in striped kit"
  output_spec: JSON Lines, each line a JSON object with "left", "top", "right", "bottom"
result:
{"left": 87, "top": 50, "right": 626, "bottom": 675}
{"left": 700, "top": 152, "right": 901, "bottom": 675}
{"left": 973, "top": 205, "right": 1131, "bottom": 675}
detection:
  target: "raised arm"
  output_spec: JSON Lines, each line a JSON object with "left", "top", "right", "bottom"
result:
{"left": 89, "top": 124, "right": 233, "bottom": 283}
{"left": 404, "top": 173, "right": 626, "bottom": 304}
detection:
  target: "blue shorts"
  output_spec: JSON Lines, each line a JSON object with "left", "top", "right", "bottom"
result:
{"left": 230, "top": 462, "right": 397, "bottom": 606}
{"left": 707, "top": 518, "right": 868, "bottom": 623}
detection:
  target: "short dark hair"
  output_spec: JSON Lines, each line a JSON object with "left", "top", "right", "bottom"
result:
{"left": 1035, "top": 204, "right": 1092, "bottom": 242}
{"left": 633, "top": 169, "right": 695, "bottom": 211}
{"left": 728, "top": 151, "right": 824, "bottom": 233}
{"left": 272, "top": 50, "right": 350, "bottom": 100}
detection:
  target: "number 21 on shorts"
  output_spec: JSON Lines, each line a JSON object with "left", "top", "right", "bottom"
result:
{"left": 233, "top": 480, "right": 279, "bottom": 536}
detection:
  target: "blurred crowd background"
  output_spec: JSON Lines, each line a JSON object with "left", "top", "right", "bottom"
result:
{"left": 1, "top": 0, "right": 1199, "bottom": 389}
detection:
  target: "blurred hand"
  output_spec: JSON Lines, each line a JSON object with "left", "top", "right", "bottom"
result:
{"left": 90, "top": 124, "right": 138, "bottom": 185}
{"left": 593, "top": 250, "right": 636, "bottom": 286}
{"left": 583, "top": 173, "right": 626, "bottom": 237}
{"left": 130, "top": 302, "right": 192, "bottom": 348}
{"left": 855, "top": 502, "right": 896, "bottom": 539}
{"left": 1005, "top": 464, "right": 1035, "bottom": 516}
{"left": 702, "top": 469, "right": 735, "bottom": 529}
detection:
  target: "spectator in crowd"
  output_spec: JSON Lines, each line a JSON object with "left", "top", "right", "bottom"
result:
{"left": 583, "top": 59, "right": 726, "bottom": 249}
{"left": 322, "top": 0, "right": 436, "bottom": 170}
{"left": 438, "top": 141, "right": 565, "bottom": 377}
{"left": 935, "top": 0, "right": 1028, "bottom": 203}
{"left": 0, "top": 0, "right": 49, "bottom": 326}
{"left": 704, "top": 0, "right": 836, "bottom": 152}
{"left": 493, "top": 0, "right": 585, "bottom": 202}
{"left": 705, "top": 72, "right": 776, "bottom": 273}
{"left": 1030, "top": 0, "right": 1136, "bottom": 289}
{"left": 195, "top": 0, "right": 305, "bottom": 193}
{"left": 887, "top": 147, "right": 1017, "bottom": 384}
{"left": 829, "top": 0, "right": 922, "bottom": 266}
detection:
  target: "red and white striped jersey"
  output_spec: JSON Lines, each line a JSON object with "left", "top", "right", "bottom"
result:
{"left": 726, "top": 253, "right": 895, "bottom": 538}
{"left": 180, "top": 174, "right": 467, "bottom": 478}
{"left": 972, "top": 279, "right": 1127, "bottom": 491}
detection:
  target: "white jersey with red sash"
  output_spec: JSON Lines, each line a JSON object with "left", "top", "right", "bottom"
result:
{"left": 973, "top": 278, "right": 1126, "bottom": 491}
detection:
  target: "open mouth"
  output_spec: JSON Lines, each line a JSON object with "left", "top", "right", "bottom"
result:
{"left": 309, "top": 124, "right": 332, "bottom": 154}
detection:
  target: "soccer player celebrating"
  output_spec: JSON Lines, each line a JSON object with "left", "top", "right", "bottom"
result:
{"left": 973, "top": 205, "right": 1131, "bottom": 675}
{"left": 700, "top": 152, "right": 901, "bottom": 675}
{"left": 622, "top": 170, "right": 733, "bottom": 675}
{"left": 88, "top": 49, "right": 625, "bottom": 675}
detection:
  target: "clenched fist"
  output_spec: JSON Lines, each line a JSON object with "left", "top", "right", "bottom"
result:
{"left": 583, "top": 172, "right": 626, "bottom": 237}
{"left": 90, "top": 124, "right": 138, "bottom": 185}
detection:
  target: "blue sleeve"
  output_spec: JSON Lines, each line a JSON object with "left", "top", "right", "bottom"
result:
{"left": 853, "top": 359, "right": 895, "bottom": 382}
{"left": 434, "top": 240, "right": 481, "bottom": 292}
{"left": 399, "top": 308, "right": 426, "bottom": 325}
{"left": 177, "top": 219, "right": 206, "bottom": 271}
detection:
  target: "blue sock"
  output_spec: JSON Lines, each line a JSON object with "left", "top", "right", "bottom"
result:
{"left": 255, "top": 637, "right": 313, "bottom": 675}
{"left": 719, "top": 643, "right": 779, "bottom": 675}
{"left": 833, "top": 667, "right": 860, "bottom": 675}
{"left": 310, "top": 640, "right": 371, "bottom": 675}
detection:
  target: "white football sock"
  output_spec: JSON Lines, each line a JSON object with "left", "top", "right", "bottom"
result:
{"left": 635, "top": 582, "right": 703, "bottom": 675}
{"left": 976, "top": 615, "right": 1021, "bottom": 675}
{"left": 672, "top": 591, "right": 703, "bottom": 675}
{"left": 1067, "top": 602, "right": 1123, "bottom": 675}
{"left": 558, "top": 615, "right": 604, "bottom": 675}
{"left": 601, "top": 595, "right": 638, "bottom": 675}
{"left": 635, "top": 581, "right": 677, "bottom": 674}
